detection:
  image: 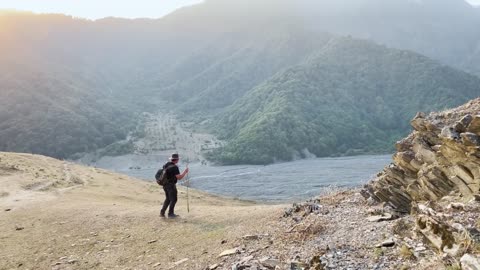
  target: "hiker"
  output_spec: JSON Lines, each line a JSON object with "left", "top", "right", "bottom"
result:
{"left": 160, "top": 153, "right": 189, "bottom": 218}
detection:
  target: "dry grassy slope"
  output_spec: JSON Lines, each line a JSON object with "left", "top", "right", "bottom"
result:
{"left": 0, "top": 152, "right": 283, "bottom": 270}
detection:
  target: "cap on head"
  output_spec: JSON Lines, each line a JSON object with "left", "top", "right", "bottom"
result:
{"left": 169, "top": 153, "right": 179, "bottom": 161}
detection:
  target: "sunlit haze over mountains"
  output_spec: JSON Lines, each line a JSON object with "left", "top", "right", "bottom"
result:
{"left": 0, "top": 0, "right": 204, "bottom": 19}
{"left": 1, "top": 0, "right": 478, "bottom": 19}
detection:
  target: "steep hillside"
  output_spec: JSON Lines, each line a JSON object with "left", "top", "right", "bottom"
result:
{"left": 211, "top": 38, "right": 480, "bottom": 164}
{"left": 173, "top": 30, "right": 334, "bottom": 114}
{"left": 0, "top": 54, "right": 136, "bottom": 159}
{"left": 0, "top": 152, "right": 282, "bottom": 269}
{"left": 2, "top": 152, "right": 476, "bottom": 269}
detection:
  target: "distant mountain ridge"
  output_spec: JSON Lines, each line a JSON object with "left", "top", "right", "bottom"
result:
{"left": 2, "top": 0, "right": 479, "bottom": 75}
{"left": 209, "top": 37, "right": 480, "bottom": 164}
{"left": 1, "top": 0, "right": 480, "bottom": 163}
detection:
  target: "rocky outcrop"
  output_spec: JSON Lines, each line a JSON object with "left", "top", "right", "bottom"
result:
{"left": 364, "top": 98, "right": 480, "bottom": 212}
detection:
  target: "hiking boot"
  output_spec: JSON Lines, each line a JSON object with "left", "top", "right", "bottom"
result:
{"left": 168, "top": 214, "right": 179, "bottom": 219}
{"left": 160, "top": 213, "right": 166, "bottom": 218}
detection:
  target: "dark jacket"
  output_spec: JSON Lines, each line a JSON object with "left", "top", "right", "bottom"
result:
{"left": 163, "top": 162, "right": 180, "bottom": 184}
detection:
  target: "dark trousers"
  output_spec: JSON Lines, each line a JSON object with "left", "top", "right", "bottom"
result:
{"left": 161, "top": 183, "right": 177, "bottom": 215}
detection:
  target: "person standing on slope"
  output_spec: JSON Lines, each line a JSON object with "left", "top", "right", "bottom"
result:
{"left": 160, "top": 153, "right": 189, "bottom": 219}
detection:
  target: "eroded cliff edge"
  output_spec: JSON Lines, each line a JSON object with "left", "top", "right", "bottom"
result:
{"left": 365, "top": 98, "right": 480, "bottom": 213}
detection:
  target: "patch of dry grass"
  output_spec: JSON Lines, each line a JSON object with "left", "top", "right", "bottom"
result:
{"left": 393, "top": 218, "right": 414, "bottom": 238}
{"left": 399, "top": 244, "right": 415, "bottom": 260}
{"left": 318, "top": 189, "right": 355, "bottom": 206}
{"left": 445, "top": 264, "right": 461, "bottom": 270}
{"left": 373, "top": 247, "right": 384, "bottom": 259}
{"left": 285, "top": 215, "right": 326, "bottom": 242}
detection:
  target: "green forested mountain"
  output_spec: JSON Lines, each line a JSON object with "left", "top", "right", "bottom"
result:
{"left": 0, "top": 54, "right": 136, "bottom": 158}
{"left": 1, "top": 0, "right": 480, "bottom": 163}
{"left": 298, "top": 0, "right": 480, "bottom": 76}
{"left": 210, "top": 38, "right": 480, "bottom": 164}
{"left": 170, "top": 30, "right": 334, "bottom": 114}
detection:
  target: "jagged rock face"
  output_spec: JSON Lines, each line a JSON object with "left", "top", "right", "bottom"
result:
{"left": 365, "top": 98, "right": 480, "bottom": 212}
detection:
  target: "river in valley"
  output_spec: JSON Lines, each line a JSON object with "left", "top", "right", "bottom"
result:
{"left": 91, "top": 154, "right": 392, "bottom": 203}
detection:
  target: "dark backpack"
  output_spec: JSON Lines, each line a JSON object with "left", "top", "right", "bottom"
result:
{"left": 155, "top": 165, "right": 175, "bottom": 186}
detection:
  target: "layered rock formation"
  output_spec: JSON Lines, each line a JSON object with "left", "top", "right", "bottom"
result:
{"left": 365, "top": 98, "right": 480, "bottom": 213}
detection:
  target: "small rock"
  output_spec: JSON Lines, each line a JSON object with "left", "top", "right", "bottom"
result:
{"left": 148, "top": 239, "right": 158, "bottom": 244}
{"left": 173, "top": 258, "right": 189, "bottom": 266}
{"left": 153, "top": 262, "right": 161, "bottom": 267}
{"left": 260, "top": 258, "right": 281, "bottom": 269}
{"left": 467, "top": 228, "right": 480, "bottom": 243}
{"left": 5, "top": 208, "right": 11, "bottom": 212}
{"left": 239, "top": 255, "right": 254, "bottom": 264}
{"left": 208, "top": 264, "right": 219, "bottom": 270}
{"left": 15, "top": 226, "right": 24, "bottom": 231}
{"left": 367, "top": 213, "right": 393, "bottom": 222}
{"left": 243, "top": 234, "right": 268, "bottom": 240}
{"left": 451, "top": 223, "right": 465, "bottom": 232}
{"left": 440, "top": 126, "right": 460, "bottom": 140}
{"left": 414, "top": 112, "right": 426, "bottom": 119}
{"left": 461, "top": 132, "right": 480, "bottom": 146}
{"left": 284, "top": 209, "right": 293, "bottom": 217}
{"left": 474, "top": 194, "right": 480, "bottom": 202}
{"left": 444, "top": 243, "right": 462, "bottom": 257}
{"left": 448, "top": 202, "right": 465, "bottom": 210}
{"left": 376, "top": 239, "right": 395, "bottom": 248}
{"left": 218, "top": 248, "right": 240, "bottom": 258}
{"left": 459, "top": 114, "right": 474, "bottom": 128}
{"left": 466, "top": 115, "right": 480, "bottom": 134}
{"left": 67, "top": 259, "right": 78, "bottom": 264}
{"left": 290, "top": 261, "right": 308, "bottom": 270}
{"left": 243, "top": 235, "right": 259, "bottom": 240}
{"left": 432, "top": 144, "right": 441, "bottom": 151}
{"left": 415, "top": 247, "right": 427, "bottom": 252}
{"left": 461, "top": 254, "right": 480, "bottom": 270}
{"left": 454, "top": 121, "right": 467, "bottom": 133}
{"left": 293, "top": 217, "right": 302, "bottom": 223}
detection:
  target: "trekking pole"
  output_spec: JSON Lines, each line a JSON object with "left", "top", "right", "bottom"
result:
{"left": 186, "top": 163, "right": 190, "bottom": 213}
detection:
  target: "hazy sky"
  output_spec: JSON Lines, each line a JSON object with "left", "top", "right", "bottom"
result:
{"left": 0, "top": 0, "right": 479, "bottom": 19}
{"left": 0, "top": 0, "right": 204, "bottom": 20}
